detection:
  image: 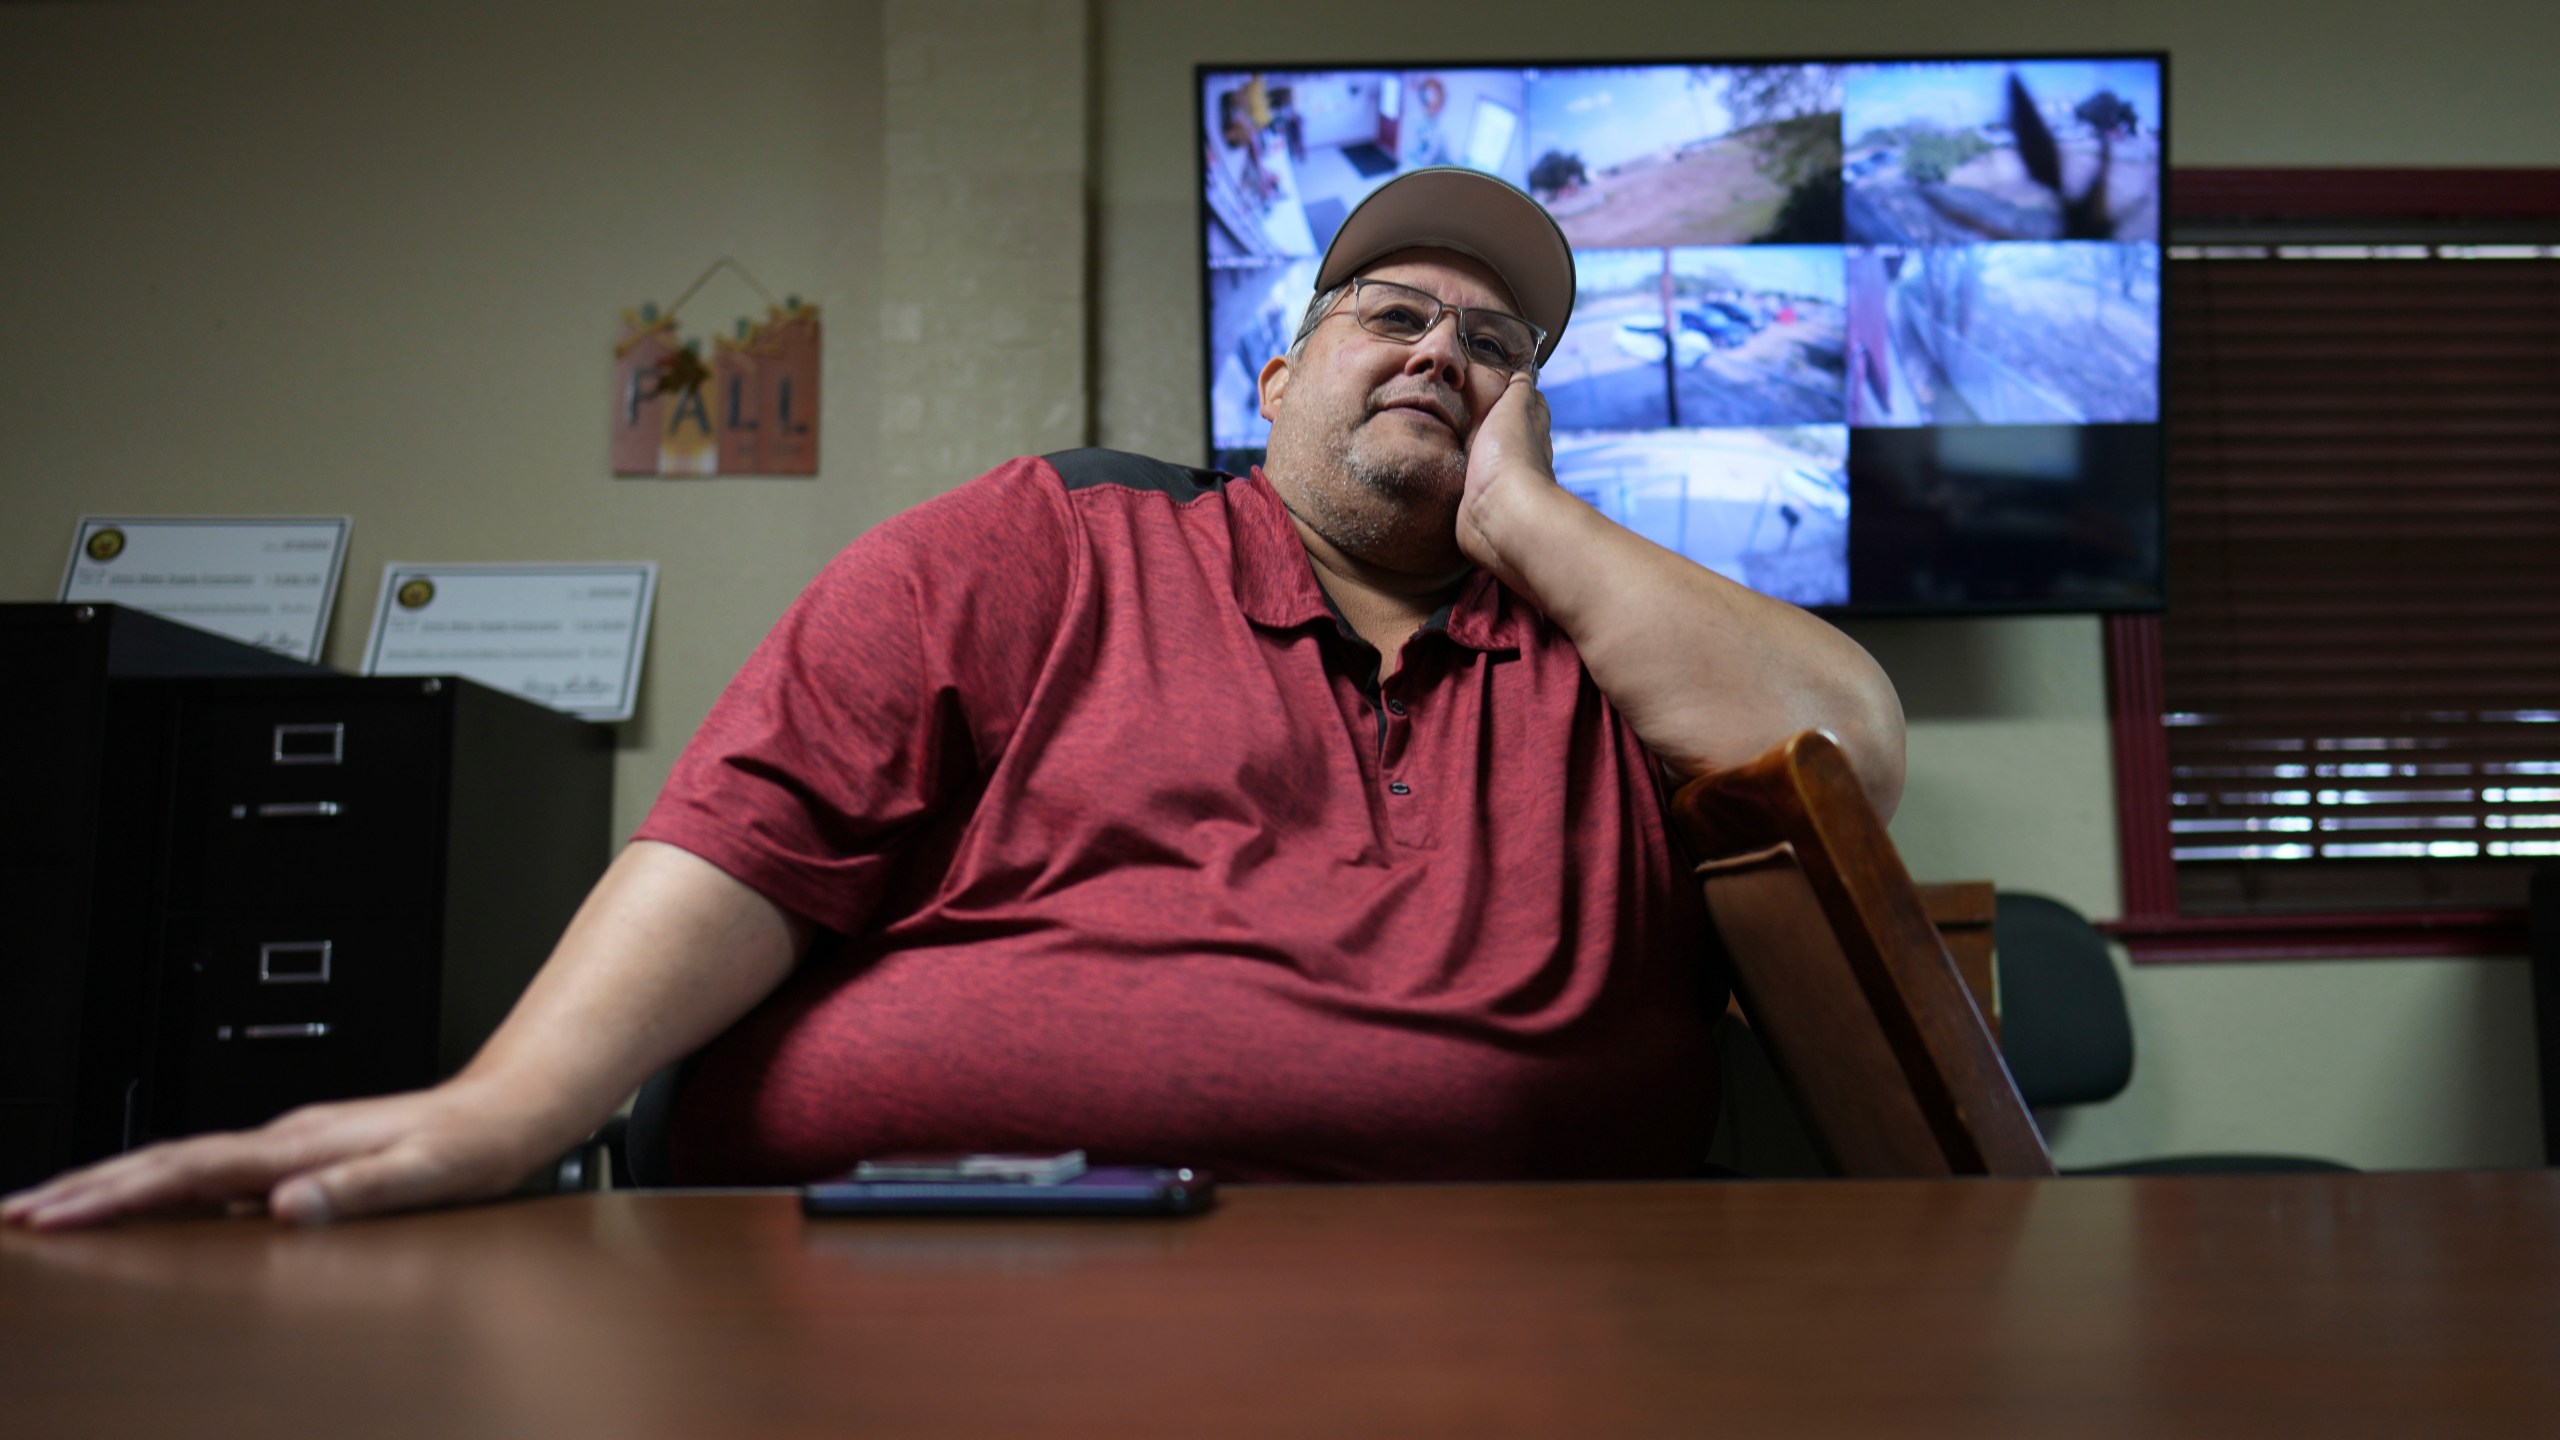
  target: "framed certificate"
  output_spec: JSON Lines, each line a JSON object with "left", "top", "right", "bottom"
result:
{"left": 360, "top": 562, "right": 658, "bottom": 722}
{"left": 60, "top": 515, "right": 351, "bottom": 663}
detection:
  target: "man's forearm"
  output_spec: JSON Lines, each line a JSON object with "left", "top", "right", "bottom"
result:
{"left": 1468, "top": 478, "right": 1907, "bottom": 817}
{"left": 456, "top": 839, "right": 809, "bottom": 1155}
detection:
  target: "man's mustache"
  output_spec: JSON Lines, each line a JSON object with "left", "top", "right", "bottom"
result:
{"left": 1366, "top": 382, "right": 1469, "bottom": 436}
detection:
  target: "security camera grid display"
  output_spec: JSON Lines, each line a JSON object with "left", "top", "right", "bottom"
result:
{"left": 1200, "top": 55, "right": 2165, "bottom": 613}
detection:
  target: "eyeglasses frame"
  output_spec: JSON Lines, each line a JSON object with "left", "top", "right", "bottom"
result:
{"left": 1312, "top": 277, "right": 1548, "bottom": 378}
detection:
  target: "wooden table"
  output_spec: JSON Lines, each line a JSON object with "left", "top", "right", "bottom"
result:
{"left": 6, "top": 1173, "right": 2558, "bottom": 1438}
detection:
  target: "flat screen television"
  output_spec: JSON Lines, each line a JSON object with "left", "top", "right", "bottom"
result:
{"left": 1198, "top": 55, "right": 2167, "bottom": 615}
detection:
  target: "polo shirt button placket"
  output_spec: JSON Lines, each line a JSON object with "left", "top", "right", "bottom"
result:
{"left": 1377, "top": 682, "right": 1427, "bottom": 841}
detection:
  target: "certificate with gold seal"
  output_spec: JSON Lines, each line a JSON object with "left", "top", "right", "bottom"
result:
{"left": 360, "top": 562, "right": 658, "bottom": 722}
{"left": 59, "top": 515, "right": 351, "bottom": 663}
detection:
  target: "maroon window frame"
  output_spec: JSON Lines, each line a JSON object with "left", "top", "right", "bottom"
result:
{"left": 2104, "top": 168, "right": 2558, "bottom": 962}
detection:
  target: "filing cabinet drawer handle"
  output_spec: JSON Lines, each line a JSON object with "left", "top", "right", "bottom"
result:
{"left": 217, "top": 1023, "right": 333, "bottom": 1041}
{"left": 258, "top": 940, "right": 333, "bottom": 984}
{"left": 247, "top": 801, "right": 343, "bottom": 820}
{"left": 272, "top": 723, "right": 345, "bottom": 765}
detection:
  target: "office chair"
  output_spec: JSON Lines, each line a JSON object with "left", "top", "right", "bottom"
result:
{"left": 617, "top": 1061, "right": 687, "bottom": 1188}
{"left": 545, "top": 1063, "right": 682, "bottom": 1192}
{"left": 1993, "top": 891, "right": 2354, "bottom": 1175}
{"left": 1669, "top": 731, "right": 2054, "bottom": 1178}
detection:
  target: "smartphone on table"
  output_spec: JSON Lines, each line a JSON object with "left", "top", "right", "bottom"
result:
{"left": 799, "top": 1151, "right": 1216, "bottom": 1217}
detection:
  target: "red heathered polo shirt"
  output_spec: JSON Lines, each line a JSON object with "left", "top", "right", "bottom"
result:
{"left": 635, "top": 448, "right": 1723, "bottom": 1183}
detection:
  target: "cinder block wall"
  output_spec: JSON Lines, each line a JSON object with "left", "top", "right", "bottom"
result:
{"left": 878, "top": 0, "right": 1089, "bottom": 510}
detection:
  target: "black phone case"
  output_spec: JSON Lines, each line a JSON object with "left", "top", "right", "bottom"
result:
{"left": 800, "top": 1165, "right": 1216, "bottom": 1217}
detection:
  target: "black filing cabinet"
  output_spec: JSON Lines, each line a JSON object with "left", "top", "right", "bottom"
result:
{"left": 2, "top": 604, "right": 316, "bottom": 1191}
{"left": 134, "top": 675, "right": 612, "bottom": 1141}
{"left": 1, "top": 605, "right": 613, "bottom": 1189}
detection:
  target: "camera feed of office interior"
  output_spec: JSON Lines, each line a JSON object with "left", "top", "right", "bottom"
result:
{"left": 1201, "top": 57, "right": 2165, "bottom": 613}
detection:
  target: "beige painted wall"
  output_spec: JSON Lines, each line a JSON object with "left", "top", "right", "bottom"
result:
{"left": 1, "top": 0, "right": 1087, "bottom": 838}
{"left": 1089, "top": 0, "right": 2553, "bottom": 1170}
{"left": 3, "top": 1, "right": 2546, "bottom": 1170}
{"left": 1, "top": 0, "right": 898, "bottom": 837}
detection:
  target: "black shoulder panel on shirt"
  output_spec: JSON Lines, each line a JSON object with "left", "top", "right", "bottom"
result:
{"left": 1042, "top": 447, "right": 1230, "bottom": 501}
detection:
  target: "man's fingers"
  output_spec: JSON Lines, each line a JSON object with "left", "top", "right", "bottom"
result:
{"left": 1, "top": 1102, "right": 401, "bottom": 1230}
{"left": 1, "top": 1080, "right": 551, "bottom": 1231}
{"left": 4, "top": 1142, "right": 203, "bottom": 1225}
{"left": 1513, "top": 373, "right": 1554, "bottom": 465}
{"left": 7, "top": 1133, "right": 296, "bottom": 1230}
{"left": 1484, "top": 370, "right": 1554, "bottom": 475}
{"left": 2, "top": 1175, "right": 93, "bottom": 1224}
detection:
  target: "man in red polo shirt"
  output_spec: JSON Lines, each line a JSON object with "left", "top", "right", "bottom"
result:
{"left": 7, "top": 170, "right": 1901, "bottom": 1226}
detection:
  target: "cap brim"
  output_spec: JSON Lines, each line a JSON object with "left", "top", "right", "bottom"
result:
{"left": 1313, "top": 167, "right": 1576, "bottom": 366}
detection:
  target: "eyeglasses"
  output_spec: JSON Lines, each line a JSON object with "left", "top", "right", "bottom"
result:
{"left": 1325, "top": 278, "right": 1546, "bottom": 377}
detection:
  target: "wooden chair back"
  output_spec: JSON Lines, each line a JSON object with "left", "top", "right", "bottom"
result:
{"left": 1669, "top": 731, "right": 2053, "bottom": 1179}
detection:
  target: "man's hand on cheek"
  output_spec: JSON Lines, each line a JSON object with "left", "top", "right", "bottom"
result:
{"left": 1457, "top": 368, "right": 1561, "bottom": 582}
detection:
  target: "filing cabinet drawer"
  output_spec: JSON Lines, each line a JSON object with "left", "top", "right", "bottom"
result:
{"left": 167, "top": 695, "right": 447, "bottom": 912}
{"left": 151, "top": 914, "right": 442, "bottom": 1136}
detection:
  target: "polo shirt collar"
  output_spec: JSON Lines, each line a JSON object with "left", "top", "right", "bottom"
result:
{"left": 1231, "top": 468, "right": 1526, "bottom": 654}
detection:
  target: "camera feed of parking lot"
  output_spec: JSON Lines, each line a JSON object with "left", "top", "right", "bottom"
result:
{"left": 1204, "top": 58, "right": 2163, "bottom": 610}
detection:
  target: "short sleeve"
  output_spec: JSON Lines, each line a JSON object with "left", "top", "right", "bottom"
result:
{"left": 634, "top": 457, "right": 1079, "bottom": 933}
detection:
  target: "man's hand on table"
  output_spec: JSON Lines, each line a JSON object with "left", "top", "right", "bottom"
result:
{"left": 5, "top": 843, "right": 811, "bottom": 1232}
{"left": 0, "top": 1077, "right": 555, "bottom": 1230}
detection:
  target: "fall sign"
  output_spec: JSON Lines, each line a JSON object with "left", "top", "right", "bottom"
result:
{"left": 611, "top": 267, "right": 819, "bottom": 477}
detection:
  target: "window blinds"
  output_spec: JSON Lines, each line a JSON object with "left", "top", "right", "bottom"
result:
{"left": 2163, "top": 252, "right": 2560, "bottom": 915}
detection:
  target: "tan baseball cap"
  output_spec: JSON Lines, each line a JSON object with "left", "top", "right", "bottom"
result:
{"left": 1313, "top": 166, "right": 1576, "bottom": 366}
